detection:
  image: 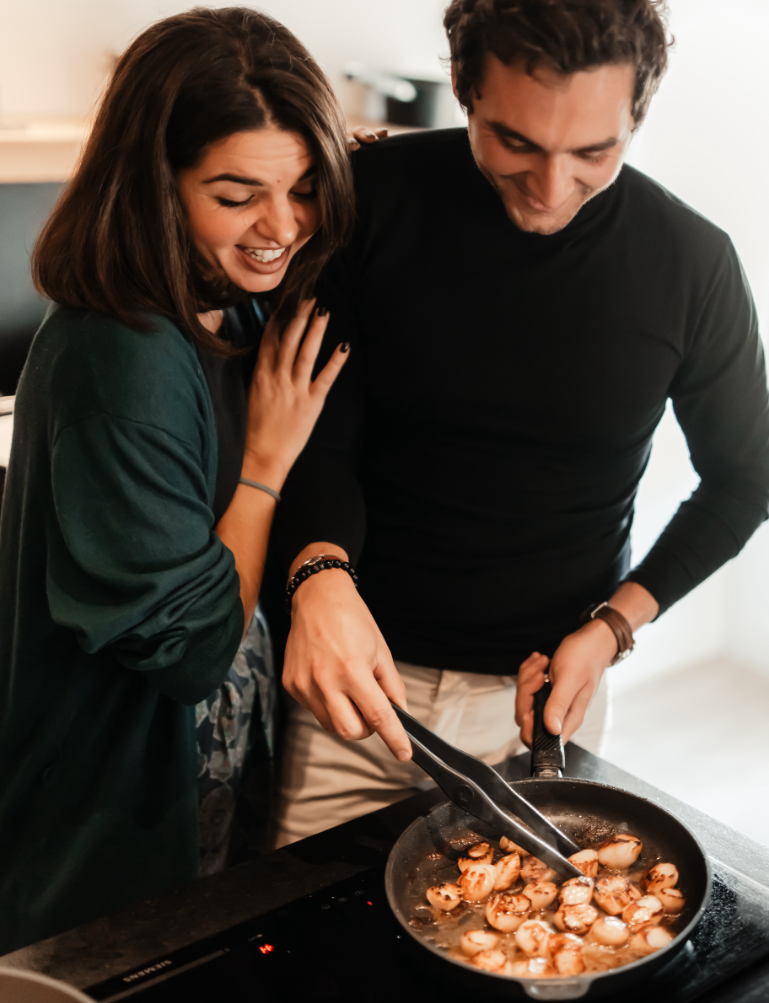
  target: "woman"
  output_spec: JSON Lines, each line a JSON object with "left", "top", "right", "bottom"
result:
{"left": 0, "top": 7, "right": 357, "bottom": 954}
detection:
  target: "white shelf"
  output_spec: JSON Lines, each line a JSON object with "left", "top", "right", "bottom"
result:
{"left": 0, "top": 120, "right": 90, "bottom": 183}
{"left": 0, "top": 414, "right": 14, "bottom": 468}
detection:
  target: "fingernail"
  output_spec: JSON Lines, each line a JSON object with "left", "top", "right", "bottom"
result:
{"left": 552, "top": 717, "right": 562, "bottom": 733}
{"left": 365, "top": 129, "right": 376, "bottom": 138}
{"left": 340, "top": 341, "right": 350, "bottom": 353}
{"left": 397, "top": 748, "right": 412, "bottom": 761}
{"left": 317, "top": 305, "right": 328, "bottom": 317}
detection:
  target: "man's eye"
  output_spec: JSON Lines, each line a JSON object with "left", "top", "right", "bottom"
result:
{"left": 580, "top": 152, "right": 609, "bottom": 164}
{"left": 216, "top": 196, "right": 253, "bottom": 208}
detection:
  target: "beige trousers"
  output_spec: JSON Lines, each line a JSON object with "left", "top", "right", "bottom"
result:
{"left": 275, "top": 661, "right": 610, "bottom": 847}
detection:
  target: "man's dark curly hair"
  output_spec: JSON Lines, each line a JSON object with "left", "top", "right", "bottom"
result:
{"left": 444, "top": 0, "right": 670, "bottom": 128}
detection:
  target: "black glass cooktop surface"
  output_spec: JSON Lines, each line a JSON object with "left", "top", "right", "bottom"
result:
{"left": 87, "top": 855, "right": 769, "bottom": 1003}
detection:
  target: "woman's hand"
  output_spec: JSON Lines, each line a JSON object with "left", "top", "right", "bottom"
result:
{"left": 347, "top": 126, "right": 388, "bottom": 151}
{"left": 242, "top": 298, "right": 348, "bottom": 490}
{"left": 215, "top": 299, "right": 347, "bottom": 633}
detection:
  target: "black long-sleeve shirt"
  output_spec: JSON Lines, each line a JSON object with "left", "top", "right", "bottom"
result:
{"left": 273, "top": 128, "right": 769, "bottom": 675}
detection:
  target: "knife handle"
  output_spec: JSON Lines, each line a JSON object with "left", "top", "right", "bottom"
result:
{"left": 531, "top": 677, "right": 565, "bottom": 779}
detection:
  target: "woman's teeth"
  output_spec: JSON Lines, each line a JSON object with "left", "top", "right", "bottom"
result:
{"left": 243, "top": 246, "right": 287, "bottom": 263}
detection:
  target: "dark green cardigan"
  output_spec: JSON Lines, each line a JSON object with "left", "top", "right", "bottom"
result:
{"left": 0, "top": 306, "right": 244, "bottom": 954}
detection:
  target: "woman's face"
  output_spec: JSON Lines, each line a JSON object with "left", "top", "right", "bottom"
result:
{"left": 177, "top": 126, "right": 320, "bottom": 293}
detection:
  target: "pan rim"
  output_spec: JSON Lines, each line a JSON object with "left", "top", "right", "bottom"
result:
{"left": 385, "top": 781, "right": 714, "bottom": 990}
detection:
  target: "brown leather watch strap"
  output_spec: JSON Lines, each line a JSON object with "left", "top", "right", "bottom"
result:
{"left": 589, "top": 602, "right": 635, "bottom": 665}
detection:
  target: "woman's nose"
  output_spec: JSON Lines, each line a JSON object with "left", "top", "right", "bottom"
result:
{"left": 254, "top": 195, "right": 299, "bottom": 247}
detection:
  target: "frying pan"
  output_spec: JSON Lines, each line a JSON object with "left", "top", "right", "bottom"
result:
{"left": 385, "top": 683, "right": 712, "bottom": 1000}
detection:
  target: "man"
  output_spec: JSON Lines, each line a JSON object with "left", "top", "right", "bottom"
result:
{"left": 269, "top": 0, "right": 769, "bottom": 845}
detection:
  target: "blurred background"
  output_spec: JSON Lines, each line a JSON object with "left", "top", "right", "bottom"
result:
{"left": 1, "top": 0, "right": 768, "bottom": 842}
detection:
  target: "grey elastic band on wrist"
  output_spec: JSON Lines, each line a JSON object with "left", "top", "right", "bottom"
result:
{"left": 239, "top": 477, "right": 281, "bottom": 502}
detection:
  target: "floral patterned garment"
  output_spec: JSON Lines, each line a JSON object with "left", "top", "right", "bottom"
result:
{"left": 195, "top": 607, "right": 276, "bottom": 876}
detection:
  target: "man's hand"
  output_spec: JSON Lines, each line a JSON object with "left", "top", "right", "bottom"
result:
{"left": 283, "top": 549, "right": 412, "bottom": 761}
{"left": 515, "top": 581, "right": 659, "bottom": 746}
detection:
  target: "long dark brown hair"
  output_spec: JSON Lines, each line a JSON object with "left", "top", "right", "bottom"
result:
{"left": 32, "top": 7, "right": 355, "bottom": 354}
{"left": 445, "top": 0, "right": 670, "bottom": 128}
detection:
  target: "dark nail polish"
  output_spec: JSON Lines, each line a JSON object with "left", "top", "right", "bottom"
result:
{"left": 317, "top": 305, "right": 328, "bottom": 317}
{"left": 340, "top": 342, "right": 350, "bottom": 353}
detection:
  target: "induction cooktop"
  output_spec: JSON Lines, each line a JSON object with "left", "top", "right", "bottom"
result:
{"left": 86, "top": 855, "right": 769, "bottom": 1003}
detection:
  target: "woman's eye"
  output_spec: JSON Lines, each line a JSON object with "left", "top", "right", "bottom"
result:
{"left": 291, "top": 188, "right": 318, "bottom": 201}
{"left": 216, "top": 196, "right": 253, "bottom": 208}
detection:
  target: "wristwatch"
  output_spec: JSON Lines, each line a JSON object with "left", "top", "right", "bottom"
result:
{"left": 586, "top": 601, "right": 635, "bottom": 665}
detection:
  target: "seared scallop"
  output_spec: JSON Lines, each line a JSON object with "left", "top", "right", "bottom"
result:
{"left": 515, "top": 919, "right": 554, "bottom": 956}
{"left": 597, "top": 833, "right": 643, "bottom": 869}
{"left": 521, "top": 856, "right": 557, "bottom": 884}
{"left": 550, "top": 933, "right": 586, "bottom": 976}
{"left": 510, "top": 956, "right": 556, "bottom": 978}
{"left": 470, "top": 949, "right": 513, "bottom": 974}
{"left": 594, "top": 875, "right": 635, "bottom": 916}
{"left": 643, "top": 862, "right": 679, "bottom": 895}
{"left": 460, "top": 863, "right": 496, "bottom": 902}
{"left": 500, "top": 835, "right": 527, "bottom": 855}
{"left": 458, "top": 841, "right": 494, "bottom": 872}
{"left": 568, "top": 848, "right": 599, "bottom": 878}
{"left": 553, "top": 903, "right": 598, "bottom": 935}
{"left": 486, "top": 892, "right": 530, "bottom": 933}
{"left": 630, "top": 924, "right": 674, "bottom": 955}
{"left": 460, "top": 928, "right": 499, "bottom": 956}
{"left": 656, "top": 886, "right": 685, "bottom": 913}
{"left": 523, "top": 880, "right": 559, "bottom": 911}
{"left": 426, "top": 882, "right": 462, "bottom": 911}
{"left": 622, "top": 895, "right": 664, "bottom": 930}
{"left": 493, "top": 852, "right": 521, "bottom": 890}
{"left": 559, "top": 876, "right": 594, "bottom": 906}
{"left": 589, "top": 915, "right": 629, "bottom": 946}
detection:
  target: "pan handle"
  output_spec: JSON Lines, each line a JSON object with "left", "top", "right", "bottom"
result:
{"left": 531, "top": 675, "right": 566, "bottom": 779}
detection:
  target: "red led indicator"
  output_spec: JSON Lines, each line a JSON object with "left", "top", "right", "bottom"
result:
{"left": 367, "top": 901, "right": 373, "bottom": 906}
{"left": 259, "top": 944, "right": 275, "bottom": 955}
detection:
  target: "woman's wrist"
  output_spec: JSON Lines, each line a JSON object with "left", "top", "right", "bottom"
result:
{"left": 240, "top": 446, "right": 289, "bottom": 493}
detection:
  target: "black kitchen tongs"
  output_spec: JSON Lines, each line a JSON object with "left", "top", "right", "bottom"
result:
{"left": 390, "top": 688, "right": 582, "bottom": 879}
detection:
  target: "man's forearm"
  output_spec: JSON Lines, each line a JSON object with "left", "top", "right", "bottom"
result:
{"left": 609, "top": 581, "right": 659, "bottom": 631}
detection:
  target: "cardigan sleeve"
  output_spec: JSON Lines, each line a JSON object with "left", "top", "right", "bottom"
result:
{"left": 47, "top": 411, "right": 243, "bottom": 705}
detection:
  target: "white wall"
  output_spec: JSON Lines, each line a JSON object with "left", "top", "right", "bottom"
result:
{"left": 619, "top": 0, "right": 769, "bottom": 690}
{"left": 3, "top": 0, "right": 768, "bottom": 682}
{"left": 0, "top": 0, "right": 448, "bottom": 123}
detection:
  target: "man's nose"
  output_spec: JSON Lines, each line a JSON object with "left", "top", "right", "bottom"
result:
{"left": 530, "top": 155, "right": 572, "bottom": 212}
{"left": 255, "top": 195, "right": 298, "bottom": 247}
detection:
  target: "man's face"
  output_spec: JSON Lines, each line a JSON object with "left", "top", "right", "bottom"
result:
{"left": 463, "top": 56, "right": 635, "bottom": 235}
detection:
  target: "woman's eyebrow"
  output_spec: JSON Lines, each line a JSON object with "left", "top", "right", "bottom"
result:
{"left": 203, "top": 173, "right": 263, "bottom": 186}
{"left": 203, "top": 166, "right": 316, "bottom": 186}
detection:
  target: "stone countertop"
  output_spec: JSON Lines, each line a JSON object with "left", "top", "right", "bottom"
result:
{"left": 3, "top": 745, "right": 769, "bottom": 999}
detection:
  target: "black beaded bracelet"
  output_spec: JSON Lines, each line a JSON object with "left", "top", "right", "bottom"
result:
{"left": 285, "top": 555, "right": 359, "bottom": 612}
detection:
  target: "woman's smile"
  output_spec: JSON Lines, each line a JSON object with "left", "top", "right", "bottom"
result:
{"left": 236, "top": 243, "right": 289, "bottom": 274}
